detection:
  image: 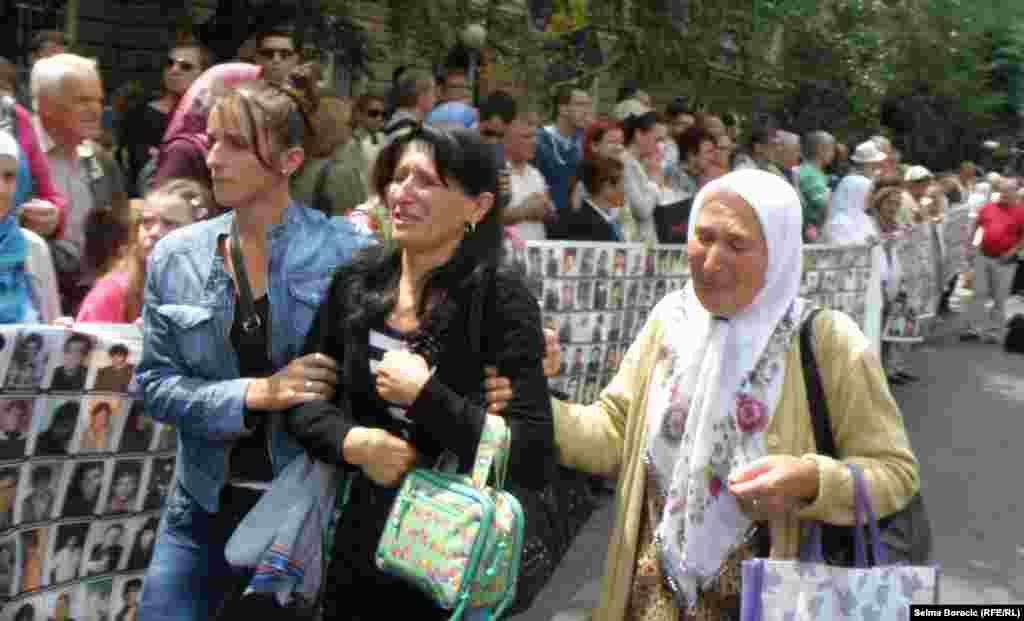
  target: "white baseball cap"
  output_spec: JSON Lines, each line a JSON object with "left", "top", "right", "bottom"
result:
{"left": 850, "top": 140, "right": 887, "bottom": 164}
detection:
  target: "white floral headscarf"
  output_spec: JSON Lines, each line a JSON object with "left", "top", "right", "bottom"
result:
{"left": 645, "top": 169, "right": 809, "bottom": 611}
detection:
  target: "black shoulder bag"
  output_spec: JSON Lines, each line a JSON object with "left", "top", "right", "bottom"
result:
{"left": 799, "top": 307, "right": 932, "bottom": 566}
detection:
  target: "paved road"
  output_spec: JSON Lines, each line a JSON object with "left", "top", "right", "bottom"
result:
{"left": 515, "top": 300, "right": 1024, "bottom": 620}
{"left": 894, "top": 322, "right": 1024, "bottom": 597}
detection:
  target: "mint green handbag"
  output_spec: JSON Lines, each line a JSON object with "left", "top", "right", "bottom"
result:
{"left": 375, "top": 415, "right": 524, "bottom": 620}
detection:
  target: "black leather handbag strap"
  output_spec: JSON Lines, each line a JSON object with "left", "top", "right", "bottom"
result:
{"left": 799, "top": 308, "right": 835, "bottom": 456}
{"left": 230, "top": 219, "right": 266, "bottom": 342}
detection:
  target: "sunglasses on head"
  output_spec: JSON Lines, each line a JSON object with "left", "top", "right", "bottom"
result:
{"left": 258, "top": 48, "right": 296, "bottom": 61}
{"left": 366, "top": 108, "right": 386, "bottom": 119}
{"left": 481, "top": 129, "right": 505, "bottom": 140}
{"left": 166, "top": 57, "right": 196, "bottom": 72}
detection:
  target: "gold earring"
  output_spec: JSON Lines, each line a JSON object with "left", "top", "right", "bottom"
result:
{"left": 464, "top": 221, "right": 476, "bottom": 235}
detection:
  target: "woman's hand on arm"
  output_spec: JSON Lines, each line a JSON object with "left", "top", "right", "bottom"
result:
{"left": 245, "top": 353, "right": 339, "bottom": 411}
{"left": 483, "top": 327, "right": 559, "bottom": 413}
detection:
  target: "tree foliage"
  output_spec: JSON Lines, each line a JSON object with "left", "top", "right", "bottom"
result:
{"left": 315, "top": 0, "right": 1024, "bottom": 167}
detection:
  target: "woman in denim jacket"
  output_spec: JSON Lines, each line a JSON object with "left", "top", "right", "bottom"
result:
{"left": 134, "top": 71, "right": 369, "bottom": 620}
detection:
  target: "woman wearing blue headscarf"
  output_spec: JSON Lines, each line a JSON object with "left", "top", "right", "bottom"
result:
{"left": 0, "top": 130, "right": 60, "bottom": 323}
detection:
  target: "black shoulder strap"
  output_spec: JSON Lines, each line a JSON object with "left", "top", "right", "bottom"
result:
{"left": 230, "top": 218, "right": 264, "bottom": 340}
{"left": 800, "top": 307, "right": 837, "bottom": 457}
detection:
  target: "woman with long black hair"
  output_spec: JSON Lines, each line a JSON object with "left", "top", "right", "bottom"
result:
{"left": 288, "top": 126, "right": 556, "bottom": 619}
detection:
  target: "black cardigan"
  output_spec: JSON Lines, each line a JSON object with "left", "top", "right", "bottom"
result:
{"left": 287, "top": 265, "right": 555, "bottom": 491}
{"left": 286, "top": 264, "right": 560, "bottom": 616}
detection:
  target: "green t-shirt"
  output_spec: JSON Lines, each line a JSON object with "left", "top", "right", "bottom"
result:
{"left": 798, "top": 162, "right": 830, "bottom": 227}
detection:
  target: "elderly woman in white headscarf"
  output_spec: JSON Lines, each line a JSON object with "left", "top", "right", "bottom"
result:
{"left": 822, "top": 140, "right": 887, "bottom": 245}
{"left": 823, "top": 175, "right": 877, "bottom": 245}
{"left": 548, "top": 170, "right": 920, "bottom": 620}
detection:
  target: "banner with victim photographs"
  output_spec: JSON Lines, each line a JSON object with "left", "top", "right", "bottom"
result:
{"left": 883, "top": 224, "right": 941, "bottom": 344}
{"left": 509, "top": 241, "right": 882, "bottom": 405}
{"left": 0, "top": 324, "right": 168, "bottom": 621}
{"left": 941, "top": 205, "right": 974, "bottom": 280}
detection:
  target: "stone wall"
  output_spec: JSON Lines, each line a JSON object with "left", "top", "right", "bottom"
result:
{"left": 75, "top": 1, "right": 183, "bottom": 93}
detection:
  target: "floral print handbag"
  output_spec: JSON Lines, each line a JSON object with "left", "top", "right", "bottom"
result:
{"left": 740, "top": 464, "right": 939, "bottom": 621}
{"left": 375, "top": 415, "right": 525, "bottom": 620}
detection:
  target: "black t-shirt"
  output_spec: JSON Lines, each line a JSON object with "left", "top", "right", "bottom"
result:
{"left": 120, "top": 102, "right": 169, "bottom": 196}
{"left": 229, "top": 294, "right": 274, "bottom": 483}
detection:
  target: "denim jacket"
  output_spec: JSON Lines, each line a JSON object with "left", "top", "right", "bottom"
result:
{"left": 136, "top": 203, "right": 370, "bottom": 513}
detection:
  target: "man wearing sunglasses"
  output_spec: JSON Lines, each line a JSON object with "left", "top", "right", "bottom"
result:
{"left": 352, "top": 91, "right": 386, "bottom": 162}
{"left": 253, "top": 29, "right": 300, "bottom": 85}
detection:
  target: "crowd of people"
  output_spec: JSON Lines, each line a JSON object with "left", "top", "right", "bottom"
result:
{"left": 2, "top": 16, "right": 1022, "bottom": 621}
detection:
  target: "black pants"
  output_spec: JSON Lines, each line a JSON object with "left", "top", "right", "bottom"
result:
{"left": 1013, "top": 260, "right": 1024, "bottom": 295}
{"left": 937, "top": 274, "right": 959, "bottom": 315}
{"left": 211, "top": 485, "right": 265, "bottom": 619}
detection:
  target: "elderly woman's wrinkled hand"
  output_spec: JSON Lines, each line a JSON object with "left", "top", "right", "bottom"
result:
{"left": 727, "top": 455, "right": 820, "bottom": 522}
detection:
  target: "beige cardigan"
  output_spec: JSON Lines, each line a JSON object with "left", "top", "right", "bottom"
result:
{"left": 553, "top": 303, "right": 920, "bottom": 621}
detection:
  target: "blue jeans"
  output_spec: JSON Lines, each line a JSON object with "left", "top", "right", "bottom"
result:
{"left": 139, "top": 483, "right": 258, "bottom": 621}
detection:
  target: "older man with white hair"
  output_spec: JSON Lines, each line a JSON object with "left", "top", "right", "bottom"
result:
{"left": 32, "top": 53, "right": 128, "bottom": 313}
{"left": 776, "top": 131, "right": 801, "bottom": 180}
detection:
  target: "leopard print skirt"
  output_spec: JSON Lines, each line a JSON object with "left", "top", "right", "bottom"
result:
{"left": 626, "top": 475, "right": 755, "bottom": 621}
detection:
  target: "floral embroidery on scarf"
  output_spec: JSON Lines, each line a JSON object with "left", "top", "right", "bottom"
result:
{"left": 646, "top": 286, "right": 815, "bottom": 612}
{"left": 735, "top": 394, "right": 769, "bottom": 433}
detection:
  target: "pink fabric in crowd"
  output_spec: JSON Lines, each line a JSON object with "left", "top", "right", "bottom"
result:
{"left": 15, "top": 103, "right": 69, "bottom": 237}
{"left": 151, "top": 63, "right": 262, "bottom": 190}
{"left": 75, "top": 271, "right": 129, "bottom": 323}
